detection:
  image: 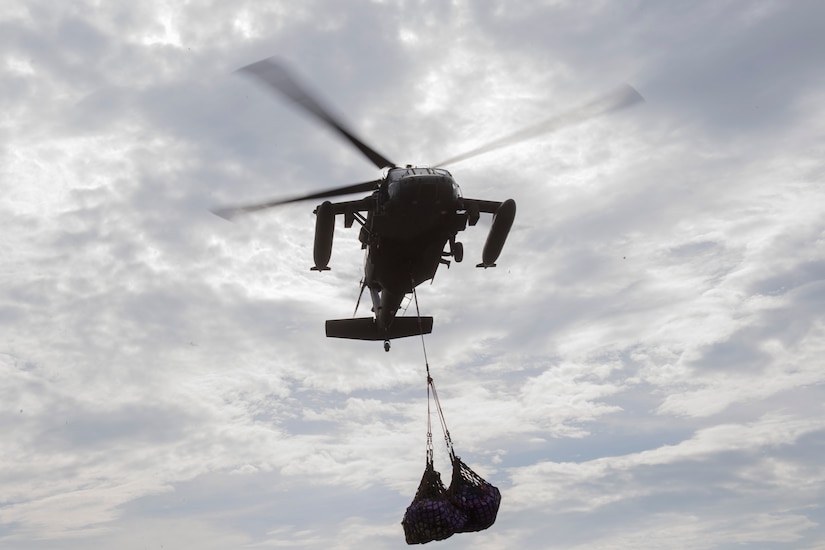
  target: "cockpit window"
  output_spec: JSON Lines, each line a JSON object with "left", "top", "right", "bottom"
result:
{"left": 387, "top": 168, "right": 405, "bottom": 182}
{"left": 388, "top": 167, "right": 452, "bottom": 179}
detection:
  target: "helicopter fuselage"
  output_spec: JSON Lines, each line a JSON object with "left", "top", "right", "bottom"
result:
{"left": 365, "top": 167, "right": 464, "bottom": 328}
{"left": 317, "top": 166, "right": 515, "bottom": 347}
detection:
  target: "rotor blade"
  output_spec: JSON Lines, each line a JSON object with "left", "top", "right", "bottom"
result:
{"left": 434, "top": 84, "right": 644, "bottom": 167}
{"left": 238, "top": 57, "right": 395, "bottom": 170}
{"left": 211, "top": 179, "right": 381, "bottom": 221}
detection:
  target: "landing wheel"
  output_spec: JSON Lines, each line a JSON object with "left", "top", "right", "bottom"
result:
{"left": 453, "top": 241, "right": 464, "bottom": 263}
{"left": 384, "top": 340, "right": 391, "bottom": 352}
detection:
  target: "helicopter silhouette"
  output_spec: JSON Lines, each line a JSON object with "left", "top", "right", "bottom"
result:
{"left": 212, "top": 58, "right": 643, "bottom": 351}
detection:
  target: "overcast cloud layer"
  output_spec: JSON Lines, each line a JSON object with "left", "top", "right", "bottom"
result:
{"left": 3, "top": 1, "right": 825, "bottom": 548}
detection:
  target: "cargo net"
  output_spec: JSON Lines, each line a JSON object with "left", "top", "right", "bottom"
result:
{"left": 401, "top": 372, "right": 501, "bottom": 544}
{"left": 449, "top": 455, "right": 502, "bottom": 532}
{"left": 402, "top": 460, "right": 466, "bottom": 544}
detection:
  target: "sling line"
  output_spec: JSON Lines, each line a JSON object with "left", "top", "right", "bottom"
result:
{"left": 412, "top": 284, "right": 455, "bottom": 460}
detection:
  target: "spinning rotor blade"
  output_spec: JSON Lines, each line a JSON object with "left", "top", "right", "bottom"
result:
{"left": 211, "top": 179, "right": 381, "bottom": 220}
{"left": 238, "top": 58, "right": 395, "bottom": 170}
{"left": 434, "top": 84, "right": 644, "bottom": 167}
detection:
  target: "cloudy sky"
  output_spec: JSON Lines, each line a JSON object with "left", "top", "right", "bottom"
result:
{"left": 3, "top": 1, "right": 825, "bottom": 548}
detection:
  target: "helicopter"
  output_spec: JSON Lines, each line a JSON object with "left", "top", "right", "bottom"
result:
{"left": 212, "top": 58, "right": 643, "bottom": 351}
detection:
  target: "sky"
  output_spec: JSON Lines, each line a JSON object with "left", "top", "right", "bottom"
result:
{"left": 2, "top": 1, "right": 825, "bottom": 548}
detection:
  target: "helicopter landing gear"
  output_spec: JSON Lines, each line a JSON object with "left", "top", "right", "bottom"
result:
{"left": 446, "top": 238, "right": 464, "bottom": 263}
{"left": 384, "top": 339, "right": 391, "bottom": 352}
{"left": 453, "top": 241, "right": 464, "bottom": 263}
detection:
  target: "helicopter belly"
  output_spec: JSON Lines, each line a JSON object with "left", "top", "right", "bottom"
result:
{"left": 375, "top": 206, "right": 453, "bottom": 240}
{"left": 368, "top": 232, "right": 448, "bottom": 294}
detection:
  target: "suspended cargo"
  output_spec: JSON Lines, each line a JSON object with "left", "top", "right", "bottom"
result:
{"left": 448, "top": 455, "right": 501, "bottom": 533}
{"left": 402, "top": 369, "right": 501, "bottom": 544}
{"left": 402, "top": 462, "right": 467, "bottom": 544}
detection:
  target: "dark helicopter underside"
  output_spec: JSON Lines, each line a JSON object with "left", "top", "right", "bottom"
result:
{"left": 349, "top": 172, "right": 467, "bottom": 337}
{"left": 369, "top": 171, "right": 466, "bottom": 292}
{"left": 365, "top": 230, "right": 451, "bottom": 331}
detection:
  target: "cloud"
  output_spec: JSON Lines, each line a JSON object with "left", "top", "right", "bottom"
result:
{"left": 3, "top": 1, "right": 825, "bottom": 548}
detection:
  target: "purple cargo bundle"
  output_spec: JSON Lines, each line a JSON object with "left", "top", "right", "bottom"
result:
{"left": 448, "top": 456, "right": 501, "bottom": 533}
{"left": 402, "top": 457, "right": 501, "bottom": 544}
{"left": 402, "top": 497, "right": 467, "bottom": 544}
{"left": 402, "top": 462, "right": 466, "bottom": 544}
